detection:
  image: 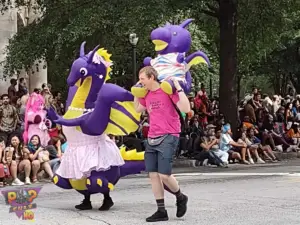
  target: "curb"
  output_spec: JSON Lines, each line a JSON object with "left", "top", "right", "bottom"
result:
{"left": 172, "top": 151, "right": 300, "bottom": 168}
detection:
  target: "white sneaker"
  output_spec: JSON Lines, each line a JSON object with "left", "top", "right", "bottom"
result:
{"left": 286, "top": 146, "right": 293, "bottom": 152}
{"left": 275, "top": 145, "right": 283, "bottom": 152}
{"left": 12, "top": 178, "right": 24, "bottom": 186}
{"left": 25, "top": 177, "right": 31, "bottom": 185}
{"left": 202, "top": 159, "right": 209, "bottom": 166}
{"left": 257, "top": 158, "right": 265, "bottom": 164}
{"left": 249, "top": 158, "right": 255, "bottom": 164}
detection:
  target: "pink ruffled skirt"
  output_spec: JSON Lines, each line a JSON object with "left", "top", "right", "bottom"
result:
{"left": 56, "top": 126, "right": 124, "bottom": 179}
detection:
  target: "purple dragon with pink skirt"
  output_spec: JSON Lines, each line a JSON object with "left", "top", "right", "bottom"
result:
{"left": 47, "top": 42, "right": 147, "bottom": 211}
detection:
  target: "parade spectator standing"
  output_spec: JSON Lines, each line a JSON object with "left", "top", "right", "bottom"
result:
{"left": 0, "top": 94, "right": 19, "bottom": 144}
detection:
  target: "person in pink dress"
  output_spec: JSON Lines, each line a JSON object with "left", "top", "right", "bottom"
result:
{"left": 23, "top": 93, "right": 51, "bottom": 146}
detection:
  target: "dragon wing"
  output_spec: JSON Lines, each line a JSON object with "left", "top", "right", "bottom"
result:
{"left": 104, "top": 101, "right": 141, "bottom": 136}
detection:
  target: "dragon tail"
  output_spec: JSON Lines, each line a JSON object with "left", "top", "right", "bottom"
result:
{"left": 119, "top": 145, "right": 145, "bottom": 177}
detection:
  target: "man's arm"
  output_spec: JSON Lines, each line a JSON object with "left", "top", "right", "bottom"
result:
{"left": 172, "top": 79, "right": 190, "bottom": 113}
{"left": 133, "top": 97, "right": 146, "bottom": 113}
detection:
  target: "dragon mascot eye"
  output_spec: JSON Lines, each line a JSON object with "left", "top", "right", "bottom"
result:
{"left": 80, "top": 68, "right": 88, "bottom": 76}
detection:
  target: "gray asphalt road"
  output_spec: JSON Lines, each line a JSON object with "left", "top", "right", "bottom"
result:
{"left": 1, "top": 160, "right": 300, "bottom": 225}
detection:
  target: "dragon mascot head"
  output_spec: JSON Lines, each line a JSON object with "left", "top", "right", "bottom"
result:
{"left": 131, "top": 18, "right": 210, "bottom": 97}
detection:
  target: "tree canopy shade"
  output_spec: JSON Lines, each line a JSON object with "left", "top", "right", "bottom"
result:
{"left": 1, "top": 0, "right": 300, "bottom": 132}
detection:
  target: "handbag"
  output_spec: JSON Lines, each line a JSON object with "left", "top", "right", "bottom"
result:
{"left": 147, "top": 135, "right": 168, "bottom": 146}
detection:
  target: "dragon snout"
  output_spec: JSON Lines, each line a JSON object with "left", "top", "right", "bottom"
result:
{"left": 151, "top": 27, "right": 171, "bottom": 51}
{"left": 67, "top": 76, "right": 82, "bottom": 87}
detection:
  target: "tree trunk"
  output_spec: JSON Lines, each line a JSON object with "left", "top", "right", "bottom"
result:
{"left": 218, "top": 0, "right": 238, "bottom": 133}
{"left": 272, "top": 73, "right": 281, "bottom": 94}
{"left": 289, "top": 72, "right": 300, "bottom": 94}
{"left": 237, "top": 73, "right": 242, "bottom": 101}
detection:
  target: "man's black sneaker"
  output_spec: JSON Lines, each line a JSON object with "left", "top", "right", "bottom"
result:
{"left": 176, "top": 194, "right": 188, "bottom": 218}
{"left": 146, "top": 210, "right": 169, "bottom": 222}
{"left": 99, "top": 197, "right": 114, "bottom": 211}
{"left": 75, "top": 200, "right": 92, "bottom": 210}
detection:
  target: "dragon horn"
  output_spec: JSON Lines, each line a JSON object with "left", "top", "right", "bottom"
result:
{"left": 179, "top": 19, "right": 194, "bottom": 28}
{"left": 80, "top": 41, "right": 86, "bottom": 57}
{"left": 87, "top": 45, "right": 101, "bottom": 63}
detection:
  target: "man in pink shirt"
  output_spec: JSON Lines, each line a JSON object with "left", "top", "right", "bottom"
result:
{"left": 133, "top": 66, "right": 191, "bottom": 222}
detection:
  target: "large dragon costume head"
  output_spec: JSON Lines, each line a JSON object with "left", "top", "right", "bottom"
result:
{"left": 150, "top": 19, "right": 194, "bottom": 54}
{"left": 64, "top": 42, "right": 113, "bottom": 117}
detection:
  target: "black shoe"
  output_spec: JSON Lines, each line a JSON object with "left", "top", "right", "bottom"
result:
{"left": 99, "top": 197, "right": 114, "bottom": 211}
{"left": 146, "top": 210, "right": 168, "bottom": 222}
{"left": 75, "top": 200, "right": 92, "bottom": 210}
{"left": 176, "top": 194, "right": 188, "bottom": 218}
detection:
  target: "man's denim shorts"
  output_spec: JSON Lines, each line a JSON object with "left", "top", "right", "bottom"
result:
{"left": 144, "top": 134, "right": 179, "bottom": 175}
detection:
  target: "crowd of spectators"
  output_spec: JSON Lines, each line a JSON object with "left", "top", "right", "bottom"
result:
{"left": 135, "top": 86, "right": 300, "bottom": 168}
{"left": 0, "top": 78, "right": 66, "bottom": 187}
{"left": 1, "top": 78, "right": 300, "bottom": 187}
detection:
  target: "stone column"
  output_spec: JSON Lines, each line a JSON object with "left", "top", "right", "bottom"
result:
{"left": 0, "top": 9, "right": 18, "bottom": 95}
{"left": 25, "top": 0, "right": 48, "bottom": 92}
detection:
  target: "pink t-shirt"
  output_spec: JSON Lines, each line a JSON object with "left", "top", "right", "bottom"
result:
{"left": 139, "top": 88, "right": 180, "bottom": 138}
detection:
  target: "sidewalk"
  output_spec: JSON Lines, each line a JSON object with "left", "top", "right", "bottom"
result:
{"left": 173, "top": 151, "right": 300, "bottom": 168}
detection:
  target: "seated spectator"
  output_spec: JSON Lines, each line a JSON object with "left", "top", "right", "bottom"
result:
{"left": 6, "top": 135, "right": 32, "bottom": 185}
{"left": 0, "top": 138, "right": 9, "bottom": 186}
{"left": 237, "top": 128, "right": 260, "bottom": 164}
{"left": 244, "top": 128, "right": 266, "bottom": 164}
{"left": 200, "top": 124, "right": 229, "bottom": 166}
{"left": 219, "top": 124, "right": 249, "bottom": 164}
{"left": 286, "top": 122, "right": 300, "bottom": 147}
{"left": 262, "top": 114, "right": 294, "bottom": 152}
{"left": 185, "top": 131, "right": 226, "bottom": 167}
{"left": 28, "top": 135, "right": 54, "bottom": 182}
{"left": 247, "top": 127, "right": 278, "bottom": 162}
{"left": 47, "top": 137, "right": 63, "bottom": 173}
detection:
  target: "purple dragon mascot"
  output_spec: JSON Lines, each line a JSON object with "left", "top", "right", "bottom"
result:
{"left": 47, "top": 42, "right": 146, "bottom": 211}
{"left": 131, "top": 18, "right": 210, "bottom": 97}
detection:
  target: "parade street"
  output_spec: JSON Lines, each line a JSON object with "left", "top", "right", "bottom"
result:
{"left": 1, "top": 160, "right": 300, "bottom": 225}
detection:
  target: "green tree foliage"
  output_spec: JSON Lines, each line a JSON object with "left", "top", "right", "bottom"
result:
{"left": 1, "top": 0, "right": 214, "bottom": 95}
{"left": 254, "top": 9, "right": 300, "bottom": 95}
{"left": 1, "top": 0, "right": 300, "bottom": 130}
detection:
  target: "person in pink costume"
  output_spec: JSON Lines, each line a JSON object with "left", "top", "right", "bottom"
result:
{"left": 23, "top": 93, "right": 51, "bottom": 146}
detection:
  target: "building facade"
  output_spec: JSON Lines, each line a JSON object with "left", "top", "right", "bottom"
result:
{"left": 0, "top": 2, "right": 47, "bottom": 95}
